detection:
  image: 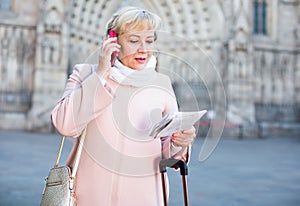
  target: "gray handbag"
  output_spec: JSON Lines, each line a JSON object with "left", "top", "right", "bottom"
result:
{"left": 40, "top": 129, "right": 87, "bottom": 206}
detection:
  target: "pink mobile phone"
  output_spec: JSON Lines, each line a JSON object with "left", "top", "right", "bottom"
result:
{"left": 109, "top": 30, "right": 118, "bottom": 66}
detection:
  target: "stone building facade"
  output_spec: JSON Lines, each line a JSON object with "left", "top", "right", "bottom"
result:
{"left": 0, "top": 0, "right": 299, "bottom": 137}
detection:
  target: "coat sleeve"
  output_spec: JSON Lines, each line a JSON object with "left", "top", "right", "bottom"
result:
{"left": 51, "top": 64, "right": 114, "bottom": 137}
{"left": 159, "top": 75, "right": 190, "bottom": 163}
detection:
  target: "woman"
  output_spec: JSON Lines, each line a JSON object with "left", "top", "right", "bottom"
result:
{"left": 51, "top": 6, "right": 196, "bottom": 205}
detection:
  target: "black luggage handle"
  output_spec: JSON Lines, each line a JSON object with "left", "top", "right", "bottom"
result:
{"left": 159, "top": 158, "right": 188, "bottom": 176}
{"left": 159, "top": 158, "right": 189, "bottom": 206}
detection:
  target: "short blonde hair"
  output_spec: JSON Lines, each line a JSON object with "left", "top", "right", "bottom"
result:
{"left": 106, "top": 7, "right": 161, "bottom": 39}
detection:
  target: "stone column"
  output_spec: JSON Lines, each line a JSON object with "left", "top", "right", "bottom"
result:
{"left": 225, "top": 0, "right": 256, "bottom": 137}
{"left": 295, "top": 24, "right": 300, "bottom": 104}
{"left": 27, "top": 0, "right": 69, "bottom": 132}
{"left": 277, "top": 0, "right": 299, "bottom": 115}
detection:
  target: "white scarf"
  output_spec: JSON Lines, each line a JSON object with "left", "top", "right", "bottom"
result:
{"left": 109, "top": 56, "right": 157, "bottom": 87}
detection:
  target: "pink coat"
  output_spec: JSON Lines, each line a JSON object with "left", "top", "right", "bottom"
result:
{"left": 51, "top": 64, "right": 189, "bottom": 206}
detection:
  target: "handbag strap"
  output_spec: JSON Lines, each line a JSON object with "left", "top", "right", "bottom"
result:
{"left": 53, "top": 128, "right": 87, "bottom": 178}
{"left": 71, "top": 128, "right": 87, "bottom": 177}
{"left": 54, "top": 136, "right": 66, "bottom": 168}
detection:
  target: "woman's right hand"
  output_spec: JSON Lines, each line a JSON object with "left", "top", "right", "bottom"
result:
{"left": 97, "top": 37, "right": 121, "bottom": 78}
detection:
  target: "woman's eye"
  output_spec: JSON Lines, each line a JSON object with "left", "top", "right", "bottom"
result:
{"left": 146, "top": 40, "right": 154, "bottom": 44}
{"left": 130, "top": 40, "right": 138, "bottom": 43}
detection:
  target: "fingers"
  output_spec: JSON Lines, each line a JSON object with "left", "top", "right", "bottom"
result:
{"left": 171, "top": 127, "right": 196, "bottom": 147}
{"left": 98, "top": 38, "right": 121, "bottom": 74}
{"left": 171, "top": 136, "right": 193, "bottom": 147}
{"left": 100, "top": 37, "right": 120, "bottom": 58}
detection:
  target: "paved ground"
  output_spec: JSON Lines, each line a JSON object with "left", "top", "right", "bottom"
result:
{"left": 0, "top": 130, "right": 300, "bottom": 206}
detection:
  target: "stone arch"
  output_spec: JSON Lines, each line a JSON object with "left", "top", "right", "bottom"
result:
{"left": 68, "top": 0, "right": 225, "bottom": 71}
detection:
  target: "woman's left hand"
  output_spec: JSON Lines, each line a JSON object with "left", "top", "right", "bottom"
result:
{"left": 171, "top": 127, "right": 196, "bottom": 147}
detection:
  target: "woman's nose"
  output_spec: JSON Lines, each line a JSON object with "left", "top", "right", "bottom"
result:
{"left": 137, "top": 42, "right": 146, "bottom": 53}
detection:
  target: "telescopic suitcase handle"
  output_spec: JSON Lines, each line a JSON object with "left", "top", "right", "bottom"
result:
{"left": 159, "top": 158, "right": 189, "bottom": 206}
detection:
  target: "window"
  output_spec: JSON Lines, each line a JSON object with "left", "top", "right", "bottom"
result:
{"left": 0, "top": 0, "right": 11, "bottom": 10}
{"left": 254, "top": 0, "right": 267, "bottom": 35}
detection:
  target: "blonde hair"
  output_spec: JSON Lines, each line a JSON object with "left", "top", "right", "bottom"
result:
{"left": 106, "top": 7, "right": 161, "bottom": 39}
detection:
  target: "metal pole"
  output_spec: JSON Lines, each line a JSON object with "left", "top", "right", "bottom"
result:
{"left": 182, "top": 175, "right": 189, "bottom": 206}
{"left": 161, "top": 172, "right": 168, "bottom": 206}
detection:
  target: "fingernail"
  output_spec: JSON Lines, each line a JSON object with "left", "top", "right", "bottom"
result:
{"left": 173, "top": 132, "right": 180, "bottom": 137}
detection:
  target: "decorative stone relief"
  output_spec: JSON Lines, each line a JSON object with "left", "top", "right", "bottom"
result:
{"left": 44, "top": 7, "right": 62, "bottom": 33}
{"left": 27, "top": 0, "right": 69, "bottom": 131}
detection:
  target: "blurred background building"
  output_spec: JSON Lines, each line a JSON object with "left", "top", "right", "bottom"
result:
{"left": 0, "top": 0, "right": 299, "bottom": 137}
